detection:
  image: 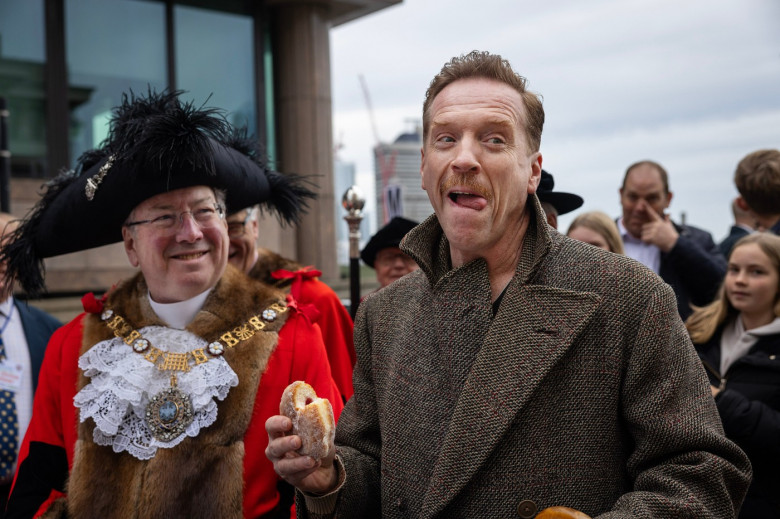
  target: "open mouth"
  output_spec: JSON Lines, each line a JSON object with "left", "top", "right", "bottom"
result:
{"left": 448, "top": 191, "right": 487, "bottom": 210}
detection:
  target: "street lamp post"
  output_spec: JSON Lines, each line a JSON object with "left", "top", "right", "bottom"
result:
{"left": 342, "top": 186, "right": 365, "bottom": 319}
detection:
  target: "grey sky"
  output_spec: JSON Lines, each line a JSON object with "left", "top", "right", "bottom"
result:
{"left": 331, "top": 0, "right": 780, "bottom": 239}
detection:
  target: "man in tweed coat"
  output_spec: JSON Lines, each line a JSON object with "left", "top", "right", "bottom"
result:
{"left": 266, "top": 51, "right": 751, "bottom": 518}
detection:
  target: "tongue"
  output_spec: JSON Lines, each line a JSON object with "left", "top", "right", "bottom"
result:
{"left": 455, "top": 193, "right": 486, "bottom": 210}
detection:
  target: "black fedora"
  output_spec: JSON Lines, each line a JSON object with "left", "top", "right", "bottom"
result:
{"left": 360, "top": 217, "right": 418, "bottom": 268}
{"left": 536, "top": 169, "right": 583, "bottom": 215}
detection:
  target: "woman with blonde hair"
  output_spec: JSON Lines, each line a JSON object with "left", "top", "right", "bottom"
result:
{"left": 685, "top": 232, "right": 780, "bottom": 518}
{"left": 566, "top": 211, "right": 624, "bottom": 254}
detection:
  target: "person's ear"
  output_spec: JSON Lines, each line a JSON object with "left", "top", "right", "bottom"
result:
{"left": 420, "top": 147, "right": 427, "bottom": 191}
{"left": 527, "top": 153, "right": 543, "bottom": 194}
{"left": 122, "top": 226, "right": 140, "bottom": 267}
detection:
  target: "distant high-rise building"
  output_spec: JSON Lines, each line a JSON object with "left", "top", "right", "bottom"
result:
{"left": 373, "top": 124, "right": 432, "bottom": 229}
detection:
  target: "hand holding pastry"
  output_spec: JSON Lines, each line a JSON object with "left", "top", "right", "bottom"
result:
{"left": 265, "top": 381, "right": 338, "bottom": 494}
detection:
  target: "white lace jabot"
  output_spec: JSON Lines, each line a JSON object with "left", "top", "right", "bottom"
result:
{"left": 74, "top": 326, "right": 239, "bottom": 460}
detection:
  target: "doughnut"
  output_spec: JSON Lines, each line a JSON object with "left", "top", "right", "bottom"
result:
{"left": 280, "top": 381, "right": 335, "bottom": 461}
{"left": 536, "top": 507, "right": 591, "bottom": 519}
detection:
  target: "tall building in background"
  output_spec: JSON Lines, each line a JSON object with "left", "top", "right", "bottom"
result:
{"left": 373, "top": 123, "right": 432, "bottom": 230}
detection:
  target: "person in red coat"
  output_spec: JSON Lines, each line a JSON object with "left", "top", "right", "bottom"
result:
{"left": 1, "top": 90, "right": 343, "bottom": 519}
{"left": 226, "top": 207, "right": 355, "bottom": 401}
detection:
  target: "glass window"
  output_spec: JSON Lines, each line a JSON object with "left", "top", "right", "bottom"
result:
{"left": 174, "top": 5, "right": 256, "bottom": 135}
{"left": 0, "top": 0, "right": 46, "bottom": 177}
{"left": 66, "top": 0, "right": 166, "bottom": 164}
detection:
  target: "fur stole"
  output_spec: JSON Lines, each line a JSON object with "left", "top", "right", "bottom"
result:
{"left": 66, "top": 266, "right": 287, "bottom": 519}
{"left": 249, "top": 248, "right": 305, "bottom": 289}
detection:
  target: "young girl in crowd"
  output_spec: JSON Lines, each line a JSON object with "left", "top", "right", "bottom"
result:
{"left": 685, "top": 232, "right": 780, "bottom": 518}
{"left": 566, "top": 211, "right": 624, "bottom": 254}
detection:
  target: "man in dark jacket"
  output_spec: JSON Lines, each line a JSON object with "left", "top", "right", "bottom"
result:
{"left": 0, "top": 213, "right": 61, "bottom": 510}
{"left": 618, "top": 160, "right": 726, "bottom": 319}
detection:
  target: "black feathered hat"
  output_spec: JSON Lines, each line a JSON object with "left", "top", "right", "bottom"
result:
{"left": 536, "top": 169, "right": 583, "bottom": 215}
{"left": 360, "top": 217, "right": 418, "bottom": 268}
{"left": 1, "top": 89, "right": 315, "bottom": 296}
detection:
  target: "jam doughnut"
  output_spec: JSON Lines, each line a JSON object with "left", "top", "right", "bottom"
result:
{"left": 280, "top": 381, "right": 335, "bottom": 461}
{"left": 536, "top": 507, "right": 592, "bottom": 519}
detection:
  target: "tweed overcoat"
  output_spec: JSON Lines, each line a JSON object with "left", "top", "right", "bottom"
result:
{"left": 313, "top": 199, "right": 751, "bottom": 519}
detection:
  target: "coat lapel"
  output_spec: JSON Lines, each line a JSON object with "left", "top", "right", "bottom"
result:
{"left": 420, "top": 283, "right": 601, "bottom": 518}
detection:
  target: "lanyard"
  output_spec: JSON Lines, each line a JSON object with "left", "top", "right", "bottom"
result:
{"left": 0, "top": 303, "right": 15, "bottom": 337}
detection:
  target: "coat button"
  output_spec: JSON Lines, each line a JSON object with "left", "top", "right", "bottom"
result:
{"left": 517, "top": 499, "right": 538, "bottom": 518}
{"left": 395, "top": 497, "right": 407, "bottom": 512}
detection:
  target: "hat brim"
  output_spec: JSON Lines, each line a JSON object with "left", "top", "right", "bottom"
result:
{"left": 360, "top": 217, "right": 418, "bottom": 268}
{"left": 536, "top": 192, "right": 583, "bottom": 215}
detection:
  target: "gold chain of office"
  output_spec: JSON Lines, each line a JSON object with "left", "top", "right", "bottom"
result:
{"left": 99, "top": 301, "right": 288, "bottom": 373}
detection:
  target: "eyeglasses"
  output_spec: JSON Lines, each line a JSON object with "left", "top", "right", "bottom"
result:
{"left": 227, "top": 208, "right": 256, "bottom": 237}
{"left": 375, "top": 250, "right": 416, "bottom": 268}
{"left": 125, "top": 203, "right": 225, "bottom": 231}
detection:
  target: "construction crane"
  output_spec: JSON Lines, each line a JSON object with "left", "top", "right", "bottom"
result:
{"left": 358, "top": 74, "right": 396, "bottom": 224}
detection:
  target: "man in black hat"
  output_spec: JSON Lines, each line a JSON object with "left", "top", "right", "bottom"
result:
{"left": 536, "top": 169, "right": 583, "bottom": 229}
{"left": 2, "top": 91, "right": 342, "bottom": 519}
{"left": 360, "top": 216, "right": 419, "bottom": 289}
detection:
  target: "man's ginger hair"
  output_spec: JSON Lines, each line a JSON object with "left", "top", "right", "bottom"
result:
{"left": 422, "top": 50, "right": 545, "bottom": 152}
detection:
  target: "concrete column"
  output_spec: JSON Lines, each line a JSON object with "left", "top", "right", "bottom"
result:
{"left": 269, "top": 2, "right": 337, "bottom": 280}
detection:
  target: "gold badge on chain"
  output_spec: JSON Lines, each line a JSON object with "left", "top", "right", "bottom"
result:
{"left": 145, "top": 375, "right": 194, "bottom": 442}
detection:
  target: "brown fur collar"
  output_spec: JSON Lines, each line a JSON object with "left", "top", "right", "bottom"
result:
{"left": 67, "top": 265, "right": 287, "bottom": 519}
{"left": 249, "top": 247, "right": 305, "bottom": 289}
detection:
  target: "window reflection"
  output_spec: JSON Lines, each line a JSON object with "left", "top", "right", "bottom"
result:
{"left": 0, "top": 0, "right": 46, "bottom": 177}
{"left": 66, "top": 0, "right": 166, "bottom": 164}
{"left": 175, "top": 5, "right": 256, "bottom": 135}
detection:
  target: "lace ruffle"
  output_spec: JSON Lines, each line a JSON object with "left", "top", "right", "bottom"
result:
{"left": 75, "top": 326, "right": 239, "bottom": 460}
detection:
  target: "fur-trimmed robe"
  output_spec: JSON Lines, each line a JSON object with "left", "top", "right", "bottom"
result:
{"left": 6, "top": 265, "right": 343, "bottom": 519}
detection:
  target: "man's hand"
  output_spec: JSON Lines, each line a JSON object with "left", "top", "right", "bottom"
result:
{"left": 639, "top": 201, "right": 679, "bottom": 252}
{"left": 265, "top": 415, "right": 339, "bottom": 495}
